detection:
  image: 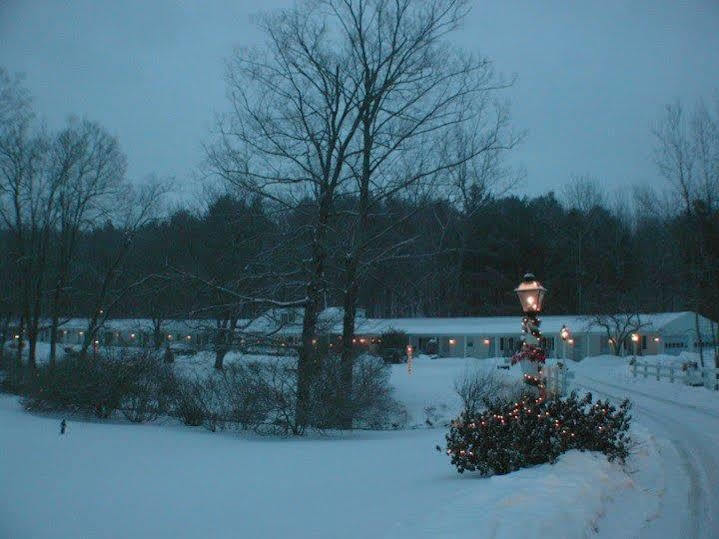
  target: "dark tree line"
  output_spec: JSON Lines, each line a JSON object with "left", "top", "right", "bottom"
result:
{"left": 2, "top": 183, "right": 715, "bottom": 326}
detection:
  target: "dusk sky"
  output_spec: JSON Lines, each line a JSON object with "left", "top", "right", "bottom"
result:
{"left": 1, "top": 0, "right": 718, "bottom": 203}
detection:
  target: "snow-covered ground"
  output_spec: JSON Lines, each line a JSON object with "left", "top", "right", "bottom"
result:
{"left": 2, "top": 352, "right": 717, "bottom": 538}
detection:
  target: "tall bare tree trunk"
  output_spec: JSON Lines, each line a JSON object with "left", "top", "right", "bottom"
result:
{"left": 295, "top": 193, "right": 333, "bottom": 433}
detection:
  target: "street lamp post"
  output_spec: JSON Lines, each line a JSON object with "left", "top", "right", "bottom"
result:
{"left": 631, "top": 333, "right": 639, "bottom": 358}
{"left": 513, "top": 273, "right": 548, "bottom": 393}
{"left": 560, "top": 324, "right": 571, "bottom": 360}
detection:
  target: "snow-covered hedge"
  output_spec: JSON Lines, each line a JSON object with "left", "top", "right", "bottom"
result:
{"left": 444, "top": 391, "right": 632, "bottom": 475}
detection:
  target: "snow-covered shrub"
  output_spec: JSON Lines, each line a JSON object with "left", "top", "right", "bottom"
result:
{"left": 215, "top": 361, "right": 271, "bottom": 430}
{"left": 22, "top": 351, "right": 152, "bottom": 418}
{"left": 172, "top": 376, "right": 218, "bottom": 428}
{"left": 310, "top": 354, "right": 407, "bottom": 430}
{"left": 121, "top": 359, "right": 176, "bottom": 423}
{"left": 377, "top": 329, "right": 409, "bottom": 362}
{"left": 444, "top": 391, "right": 632, "bottom": 475}
{"left": 453, "top": 368, "right": 505, "bottom": 414}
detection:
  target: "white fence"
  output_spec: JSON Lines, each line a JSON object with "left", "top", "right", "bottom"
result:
{"left": 631, "top": 361, "right": 719, "bottom": 391}
{"left": 542, "top": 365, "right": 574, "bottom": 397}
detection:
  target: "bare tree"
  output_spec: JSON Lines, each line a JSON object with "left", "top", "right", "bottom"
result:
{"left": 322, "top": 0, "right": 520, "bottom": 427}
{"left": 0, "top": 68, "right": 57, "bottom": 368}
{"left": 47, "top": 119, "right": 126, "bottom": 364}
{"left": 653, "top": 99, "right": 719, "bottom": 367}
{"left": 208, "top": 2, "right": 375, "bottom": 430}
{"left": 78, "top": 181, "right": 165, "bottom": 359}
{"left": 585, "top": 312, "right": 649, "bottom": 356}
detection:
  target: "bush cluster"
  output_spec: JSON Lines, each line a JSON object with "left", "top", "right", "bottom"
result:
{"left": 174, "top": 354, "right": 406, "bottom": 434}
{"left": 18, "top": 350, "right": 405, "bottom": 435}
{"left": 22, "top": 350, "right": 175, "bottom": 420}
{"left": 445, "top": 391, "right": 632, "bottom": 475}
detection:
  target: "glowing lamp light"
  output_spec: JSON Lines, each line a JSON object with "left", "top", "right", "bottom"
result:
{"left": 449, "top": 338, "right": 457, "bottom": 345}
{"left": 653, "top": 337, "right": 660, "bottom": 342}
{"left": 483, "top": 339, "right": 490, "bottom": 345}
{"left": 560, "top": 325, "right": 570, "bottom": 341}
{"left": 167, "top": 334, "right": 173, "bottom": 340}
{"left": 514, "top": 273, "right": 547, "bottom": 314}
{"left": 631, "top": 333, "right": 639, "bottom": 343}
{"left": 186, "top": 335, "right": 192, "bottom": 341}
{"left": 14, "top": 334, "right": 19, "bottom": 339}
{"left": 130, "top": 333, "right": 135, "bottom": 339}
{"left": 567, "top": 338, "right": 574, "bottom": 345}
{"left": 79, "top": 331, "right": 84, "bottom": 336}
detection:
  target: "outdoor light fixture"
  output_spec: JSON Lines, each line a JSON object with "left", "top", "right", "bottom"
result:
{"left": 514, "top": 273, "right": 547, "bottom": 314}
{"left": 631, "top": 333, "right": 639, "bottom": 342}
{"left": 513, "top": 273, "right": 548, "bottom": 395}
{"left": 483, "top": 338, "right": 490, "bottom": 345}
{"left": 186, "top": 335, "right": 191, "bottom": 341}
{"left": 567, "top": 338, "right": 574, "bottom": 345}
{"left": 130, "top": 333, "right": 135, "bottom": 339}
{"left": 167, "top": 334, "right": 173, "bottom": 340}
{"left": 560, "top": 325, "right": 570, "bottom": 341}
{"left": 449, "top": 338, "right": 457, "bottom": 345}
{"left": 653, "top": 337, "right": 660, "bottom": 342}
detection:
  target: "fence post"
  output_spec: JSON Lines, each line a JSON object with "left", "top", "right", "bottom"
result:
{"left": 632, "top": 362, "right": 637, "bottom": 378}
{"left": 643, "top": 363, "right": 648, "bottom": 378}
{"left": 656, "top": 364, "right": 660, "bottom": 381}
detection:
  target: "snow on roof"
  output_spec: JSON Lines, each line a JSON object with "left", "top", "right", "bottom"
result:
{"left": 353, "top": 312, "right": 695, "bottom": 336}
{"left": 55, "top": 311, "right": 700, "bottom": 337}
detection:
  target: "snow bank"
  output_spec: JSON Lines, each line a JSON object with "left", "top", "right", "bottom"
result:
{"left": 571, "top": 354, "right": 719, "bottom": 413}
{"left": 389, "top": 355, "right": 520, "bottom": 427}
{"left": 0, "top": 394, "right": 645, "bottom": 539}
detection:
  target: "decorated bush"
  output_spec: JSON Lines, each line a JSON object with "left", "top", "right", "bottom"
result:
{"left": 444, "top": 391, "right": 632, "bottom": 475}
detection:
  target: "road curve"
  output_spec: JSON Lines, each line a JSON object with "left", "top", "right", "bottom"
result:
{"left": 574, "top": 374, "right": 719, "bottom": 539}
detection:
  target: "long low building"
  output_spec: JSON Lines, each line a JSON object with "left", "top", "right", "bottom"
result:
{"left": 25, "top": 310, "right": 717, "bottom": 360}
{"left": 355, "top": 311, "right": 717, "bottom": 359}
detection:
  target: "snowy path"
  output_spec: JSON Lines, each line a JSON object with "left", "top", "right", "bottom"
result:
{"left": 574, "top": 373, "right": 719, "bottom": 539}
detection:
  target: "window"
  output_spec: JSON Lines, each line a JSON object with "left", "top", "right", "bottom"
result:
{"left": 641, "top": 335, "right": 647, "bottom": 350}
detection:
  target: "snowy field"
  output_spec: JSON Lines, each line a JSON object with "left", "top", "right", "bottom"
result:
{"left": 2, "top": 353, "right": 718, "bottom": 538}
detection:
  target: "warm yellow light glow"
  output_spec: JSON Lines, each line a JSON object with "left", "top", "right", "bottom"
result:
{"left": 167, "top": 334, "right": 173, "bottom": 340}
{"left": 653, "top": 337, "right": 660, "bottom": 342}
{"left": 359, "top": 338, "right": 366, "bottom": 344}
{"left": 94, "top": 340, "right": 99, "bottom": 345}
{"left": 483, "top": 339, "right": 490, "bottom": 345}
{"left": 631, "top": 333, "right": 639, "bottom": 342}
{"left": 449, "top": 338, "right": 457, "bottom": 345}
{"left": 567, "top": 338, "right": 574, "bottom": 345}
{"left": 312, "top": 338, "right": 317, "bottom": 345}
{"left": 130, "top": 333, "right": 135, "bottom": 339}
{"left": 14, "top": 334, "right": 19, "bottom": 339}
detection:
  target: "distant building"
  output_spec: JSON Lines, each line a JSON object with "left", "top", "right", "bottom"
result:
{"left": 28, "top": 310, "right": 716, "bottom": 359}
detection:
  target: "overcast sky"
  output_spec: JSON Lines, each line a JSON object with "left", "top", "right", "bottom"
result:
{"left": 1, "top": 0, "right": 718, "bottom": 203}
